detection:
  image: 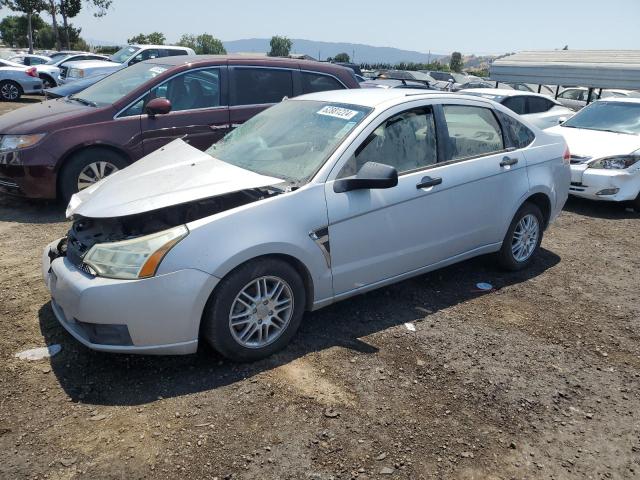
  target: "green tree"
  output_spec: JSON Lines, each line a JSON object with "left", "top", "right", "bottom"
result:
{"left": 59, "top": 0, "right": 81, "bottom": 49}
{"left": 0, "top": 0, "right": 46, "bottom": 53}
{"left": 177, "top": 33, "right": 226, "bottom": 54}
{"left": 333, "top": 52, "right": 350, "bottom": 63}
{"left": 268, "top": 35, "right": 292, "bottom": 57}
{"left": 127, "top": 31, "right": 165, "bottom": 45}
{"left": 449, "top": 51, "right": 463, "bottom": 73}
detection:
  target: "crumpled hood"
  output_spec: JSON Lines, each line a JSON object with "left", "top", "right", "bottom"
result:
{"left": 547, "top": 125, "right": 640, "bottom": 159}
{"left": 67, "top": 139, "right": 284, "bottom": 219}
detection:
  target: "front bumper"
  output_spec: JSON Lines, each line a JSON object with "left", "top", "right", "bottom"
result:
{"left": 569, "top": 165, "right": 640, "bottom": 202}
{"left": 0, "top": 149, "right": 58, "bottom": 198}
{"left": 42, "top": 240, "right": 220, "bottom": 355}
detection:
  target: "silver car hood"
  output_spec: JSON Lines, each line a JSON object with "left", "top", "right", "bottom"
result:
{"left": 67, "top": 139, "right": 284, "bottom": 219}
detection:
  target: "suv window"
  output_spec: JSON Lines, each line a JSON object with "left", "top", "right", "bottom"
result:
{"left": 502, "top": 96, "right": 526, "bottom": 115}
{"left": 168, "top": 49, "right": 189, "bottom": 56}
{"left": 231, "top": 68, "right": 293, "bottom": 106}
{"left": 338, "top": 107, "right": 437, "bottom": 178}
{"left": 150, "top": 68, "right": 221, "bottom": 112}
{"left": 496, "top": 111, "right": 535, "bottom": 149}
{"left": 130, "top": 49, "right": 160, "bottom": 65}
{"left": 442, "top": 105, "right": 504, "bottom": 160}
{"left": 527, "top": 96, "right": 554, "bottom": 114}
{"left": 301, "top": 72, "right": 344, "bottom": 94}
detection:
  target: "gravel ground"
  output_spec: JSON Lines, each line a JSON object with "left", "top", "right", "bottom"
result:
{"left": 1, "top": 97, "right": 639, "bottom": 480}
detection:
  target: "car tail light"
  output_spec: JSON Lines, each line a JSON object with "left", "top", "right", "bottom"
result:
{"left": 26, "top": 67, "right": 38, "bottom": 78}
{"left": 563, "top": 146, "right": 571, "bottom": 165}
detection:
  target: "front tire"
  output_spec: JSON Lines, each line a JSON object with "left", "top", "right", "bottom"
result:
{"left": 59, "top": 148, "right": 128, "bottom": 203}
{"left": 202, "top": 258, "right": 306, "bottom": 362}
{"left": 632, "top": 193, "right": 640, "bottom": 213}
{"left": 39, "top": 74, "right": 56, "bottom": 89}
{"left": 497, "top": 202, "right": 544, "bottom": 271}
{"left": 0, "top": 80, "right": 22, "bottom": 101}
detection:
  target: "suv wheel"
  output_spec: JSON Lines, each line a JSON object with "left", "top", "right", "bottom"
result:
{"left": 39, "top": 74, "right": 56, "bottom": 89}
{"left": 497, "top": 202, "right": 544, "bottom": 271}
{"left": 202, "top": 258, "right": 306, "bottom": 362}
{"left": 0, "top": 81, "right": 22, "bottom": 101}
{"left": 59, "top": 149, "right": 128, "bottom": 203}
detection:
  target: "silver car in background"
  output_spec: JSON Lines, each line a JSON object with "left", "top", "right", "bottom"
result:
{"left": 0, "top": 59, "right": 43, "bottom": 101}
{"left": 43, "top": 89, "right": 570, "bottom": 361}
{"left": 460, "top": 88, "right": 574, "bottom": 129}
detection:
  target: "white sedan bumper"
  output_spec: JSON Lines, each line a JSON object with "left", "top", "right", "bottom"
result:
{"left": 42, "top": 240, "right": 219, "bottom": 355}
{"left": 569, "top": 164, "right": 640, "bottom": 202}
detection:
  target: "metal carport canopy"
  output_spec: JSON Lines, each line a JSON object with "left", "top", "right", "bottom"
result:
{"left": 490, "top": 50, "right": 640, "bottom": 89}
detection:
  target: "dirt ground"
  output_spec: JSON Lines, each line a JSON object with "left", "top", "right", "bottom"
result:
{"left": 1, "top": 97, "right": 639, "bottom": 480}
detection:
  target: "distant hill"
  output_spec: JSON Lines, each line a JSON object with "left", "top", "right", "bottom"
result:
{"left": 223, "top": 38, "right": 445, "bottom": 64}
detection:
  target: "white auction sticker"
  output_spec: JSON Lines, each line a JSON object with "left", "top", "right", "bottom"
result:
{"left": 317, "top": 106, "right": 359, "bottom": 120}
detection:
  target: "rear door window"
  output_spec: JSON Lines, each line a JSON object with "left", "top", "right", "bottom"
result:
{"left": 231, "top": 68, "right": 293, "bottom": 106}
{"left": 168, "top": 49, "right": 189, "bottom": 56}
{"left": 496, "top": 111, "right": 535, "bottom": 149}
{"left": 442, "top": 105, "right": 504, "bottom": 160}
{"left": 301, "top": 72, "right": 344, "bottom": 94}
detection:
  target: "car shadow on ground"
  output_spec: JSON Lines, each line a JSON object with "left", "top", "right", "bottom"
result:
{"left": 0, "top": 195, "right": 65, "bottom": 224}
{"left": 563, "top": 196, "right": 638, "bottom": 220}
{"left": 38, "top": 248, "right": 561, "bottom": 406}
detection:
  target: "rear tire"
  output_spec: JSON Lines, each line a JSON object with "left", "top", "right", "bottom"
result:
{"left": 59, "top": 148, "right": 128, "bottom": 203}
{"left": 0, "top": 80, "right": 22, "bottom": 101}
{"left": 497, "top": 202, "right": 544, "bottom": 271}
{"left": 202, "top": 258, "right": 306, "bottom": 362}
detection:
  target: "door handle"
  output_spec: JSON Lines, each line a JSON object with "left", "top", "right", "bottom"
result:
{"left": 500, "top": 156, "right": 518, "bottom": 167}
{"left": 416, "top": 176, "right": 442, "bottom": 189}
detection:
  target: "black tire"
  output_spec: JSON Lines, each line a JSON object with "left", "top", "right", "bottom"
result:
{"left": 497, "top": 202, "right": 544, "bottom": 271}
{"left": 0, "top": 80, "right": 22, "bottom": 101}
{"left": 202, "top": 258, "right": 306, "bottom": 362}
{"left": 59, "top": 148, "right": 128, "bottom": 203}
{"left": 39, "top": 74, "right": 56, "bottom": 89}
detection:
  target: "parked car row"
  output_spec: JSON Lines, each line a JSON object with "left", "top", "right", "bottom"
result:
{"left": 0, "top": 52, "right": 637, "bottom": 362}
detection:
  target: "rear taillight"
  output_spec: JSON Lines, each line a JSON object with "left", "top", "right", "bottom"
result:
{"left": 26, "top": 67, "right": 38, "bottom": 78}
{"left": 563, "top": 146, "right": 571, "bottom": 165}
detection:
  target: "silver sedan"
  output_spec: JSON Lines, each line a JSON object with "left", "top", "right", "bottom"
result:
{"left": 0, "top": 59, "right": 43, "bottom": 101}
{"left": 43, "top": 89, "right": 570, "bottom": 361}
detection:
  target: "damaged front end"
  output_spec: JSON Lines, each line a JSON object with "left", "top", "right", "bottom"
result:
{"left": 54, "top": 187, "right": 283, "bottom": 278}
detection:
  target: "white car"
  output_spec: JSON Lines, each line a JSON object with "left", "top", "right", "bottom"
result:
{"left": 0, "top": 59, "right": 43, "bottom": 101}
{"left": 556, "top": 87, "right": 640, "bottom": 111}
{"left": 8, "top": 53, "right": 51, "bottom": 66}
{"left": 35, "top": 52, "right": 109, "bottom": 88}
{"left": 60, "top": 44, "right": 196, "bottom": 84}
{"left": 547, "top": 98, "right": 640, "bottom": 210}
{"left": 460, "top": 88, "right": 574, "bottom": 129}
{"left": 43, "top": 89, "right": 570, "bottom": 360}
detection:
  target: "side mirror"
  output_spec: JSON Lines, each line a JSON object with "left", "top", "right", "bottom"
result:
{"left": 334, "top": 161, "right": 398, "bottom": 193}
{"left": 145, "top": 97, "right": 172, "bottom": 117}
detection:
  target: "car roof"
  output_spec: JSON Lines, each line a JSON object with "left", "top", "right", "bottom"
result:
{"left": 130, "top": 44, "right": 191, "bottom": 50}
{"left": 593, "top": 97, "right": 640, "bottom": 105}
{"left": 461, "top": 88, "right": 550, "bottom": 98}
{"left": 144, "top": 55, "right": 350, "bottom": 73}
{"left": 296, "top": 88, "right": 476, "bottom": 109}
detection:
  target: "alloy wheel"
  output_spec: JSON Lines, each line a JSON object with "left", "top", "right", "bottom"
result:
{"left": 511, "top": 213, "right": 540, "bottom": 262}
{"left": 76, "top": 161, "right": 119, "bottom": 191}
{"left": 1, "top": 83, "right": 20, "bottom": 100}
{"left": 228, "top": 276, "right": 294, "bottom": 349}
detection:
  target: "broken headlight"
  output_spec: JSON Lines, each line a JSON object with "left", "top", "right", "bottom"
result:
{"left": 83, "top": 225, "right": 188, "bottom": 280}
{"left": 588, "top": 155, "right": 640, "bottom": 170}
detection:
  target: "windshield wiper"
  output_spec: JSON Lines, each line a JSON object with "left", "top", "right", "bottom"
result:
{"left": 68, "top": 95, "right": 97, "bottom": 107}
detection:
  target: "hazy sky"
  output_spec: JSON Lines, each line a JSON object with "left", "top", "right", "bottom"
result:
{"left": 4, "top": 0, "right": 640, "bottom": 54}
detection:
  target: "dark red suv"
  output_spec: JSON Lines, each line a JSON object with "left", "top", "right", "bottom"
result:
{"left": 0, "top": 55, "right": 359, "bottom": 200}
